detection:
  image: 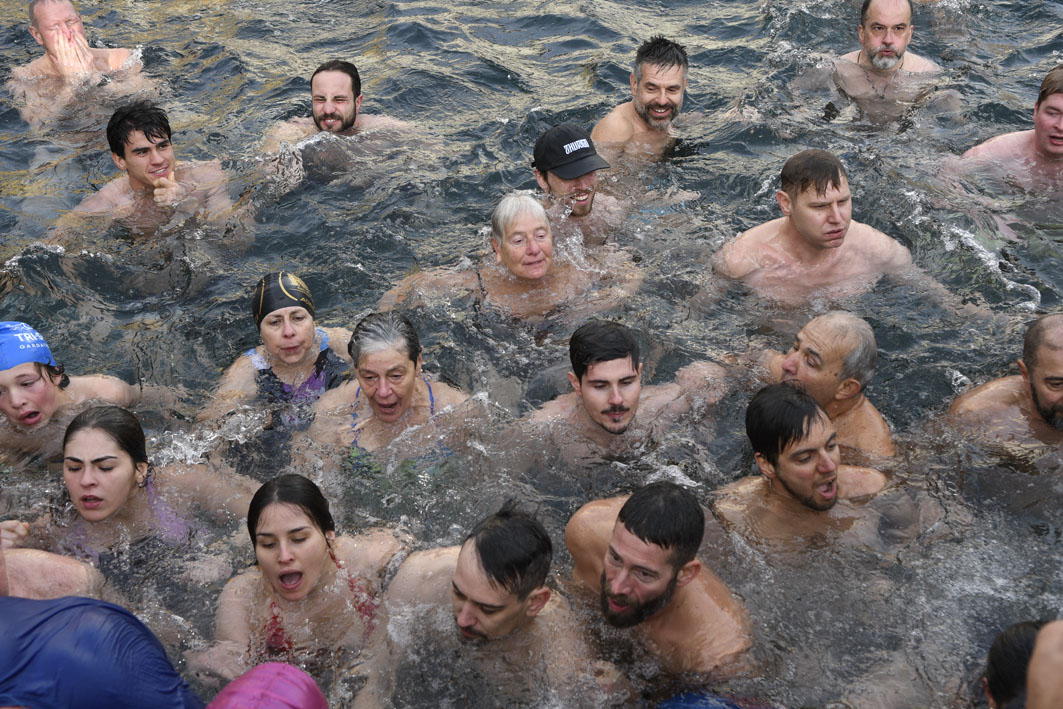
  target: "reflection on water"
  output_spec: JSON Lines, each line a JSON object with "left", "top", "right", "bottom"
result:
{"left": 3, "top": 0, "right": 1063, "bottom": 704}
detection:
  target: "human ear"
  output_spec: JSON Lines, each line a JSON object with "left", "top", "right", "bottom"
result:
{"left": 836, "top": 377, "right": 861, "bottom": 400}
{"left": 675, "top": 559, "right": 701, "bottom": 588}
{"left": 112, "top": 152, "right": 127, "bottom": 171}
{"left": 754, "top": 452, "right": 776, "bottom": 479}
{"left": 1018, "top": 359, "right": 1030, "bottom": 384}
{"left": 134, "top": 462, "right": 149, "bottom": 487}
{"left": 533, "top": 169, "right": 550, "bottom": 193}
{"left": 567, "top": 371, "right": 581, "bottom": 395}
{"left": 491, "top": 238, "right": 502, "bottom": 263}
{"left": 776, "top": 190, "right": 792, "bottom": 216}
{"left": 525, "top": 587, "right": 551, "bottom": 617}
{"left": 629, "top": 72, "right": 638, "bottom": 96}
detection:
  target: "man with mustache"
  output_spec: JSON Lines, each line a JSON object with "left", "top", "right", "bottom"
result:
{"left": 532, "top": 123, "right": 623, "bottom": 246}
{"left": 565, "top": 481, "right": 754, "bottom": 677}
{"left": 351, "top": 502, "right": 625, "bottom": 707}
{"left": 528, "top": 320, "right": 728, "bottom": 455}
{"left": 261, "top": 59, "right": 407, "bottom": 152}
{"left": 591, "top": 36, "right": 689, "bottom": 161}
{"left": 833, "top": 0, "right": 940, "bottom": 104}
{"left": 961, "top": 65, "right": 1063, "bottom": 190}
{"left": 949, "top": 314, "right": 1063, "bottom": 446}
{"left": 713, "top": 383, "right": 888, "bottom": 544}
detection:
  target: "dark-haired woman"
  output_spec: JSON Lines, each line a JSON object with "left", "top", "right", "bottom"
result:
{"left": 1, "top": 406, "right": 256, "bottom": 561}
{"left": 187, "top": 474, "right": 406, "bottom": 682}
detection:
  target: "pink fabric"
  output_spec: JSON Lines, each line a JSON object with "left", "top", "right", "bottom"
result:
{"left": 208, "top": 663, "right": 327, "bottom": 709}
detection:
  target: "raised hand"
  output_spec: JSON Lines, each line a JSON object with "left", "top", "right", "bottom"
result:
{"left": 153, "top": 170, "right": 189, "bottom": 207}
{"left": 0, "top": 520, "right": 29, "bottom": 549}
{"left": 51, "top": 25, "right": 94, "bottom": 77}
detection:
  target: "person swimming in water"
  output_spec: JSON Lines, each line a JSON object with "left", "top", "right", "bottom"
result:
{"left": 200, "top": 271, "right": 352, "bottom": 421}
{"left": 379, "top": 193, "right": 641, "bottom": 320}
{"left": 186, "top": 474, "right": 407, "bottom": 685}
{"left": 6, "top": 0, "right": 154, "bottom": 128}
{"left": 0, "top": 321, "right": 151, "bottom": 459}
{"left": 0, "top": 406, "right": 258, "bottom": 562}
{"left": 307, "top": 311, "right": 469, "bottom": 454}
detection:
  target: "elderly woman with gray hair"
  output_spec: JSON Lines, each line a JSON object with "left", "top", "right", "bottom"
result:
{"left": 378, "top": 192, "right": 641, "bottom": 321}
{"left": 308, "top": 311, "right": 468, "bottom": 453}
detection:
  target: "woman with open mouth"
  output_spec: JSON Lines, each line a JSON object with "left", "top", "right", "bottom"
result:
{"left": 308, "top": 311, "right": 469, "bottom": 454}
{"left": 0, "top": 405, "right": 258, "bottom": 562}
{"left": 378, "top": 192, "right": 642, "bottom": 321}
{"left": 186, "top": 474, "right": 406, "bottom": 685}
{"left": 200, "top": 271, "right": 352, "bottom": 422}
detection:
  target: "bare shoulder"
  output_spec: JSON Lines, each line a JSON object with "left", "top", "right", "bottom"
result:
{"left": 838, "top": 51, "right": 861, "bottom": 63}
{"left": 948, "top": 375, "right": 1022, "bottom": 415}
{"left": 67, "top": 374, "right": 134, "bottom": 406}
{"left": 322, "top": 327, "right": 353, "bottom": 361}
{"left": 261, "top": 118, "right": 315, "bottom": 152}
{"left": 336, "top": 529, "right": 409, "bottom": 576}
{"left": 715, "top": 220, "right": 778, "bottom": 279}
{"left": 75, "top": 178, "right": 127, "bottom": 213}
{"left": 386, "top": 546, "right": 457, "bottom": 603}
{"left": 839, "top": 464, "right": 887, "bottom": 498}
{"left": 378, "top": 268, "right": 473, "bottom": 310}
{"left": 527, "top": 392, "right": 577, "bottom": 423}
{"left": 182, "top": 159, "right": 226, "bottom": 184}
{"left": 429, "top": 380, "right": 468, "bottom": 409}
{"left": 565, "top": 497, "right": 624, "bottom": 554}
{"left": 220, "top": 565, "right": 261, "bottom": 601}
{"left": 962, "top": 130, "right": 1031, "bottom": 160}
{"left": 104, "top": 47, "right": 133, "bottom": 71}
{"left": 903, "top": 52, "right": 941, "bottom": 73}
{"left": 314, "top": 381, "right": 357, "bottom": 414}
{"left": 591, "top": 104, "right": 636, "bottom": 144}
{"left": 358, "top": 114, "right": 412, "bottom": 131}
{"left": 849, "top": 221, "right": 911, "bottom": 270}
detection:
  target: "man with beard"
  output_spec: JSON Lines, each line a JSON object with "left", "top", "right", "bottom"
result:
{"left": 833, "top": 0, "right": 940, "bottom": 104}
{"left": 532, "top": 123, "right": 623, "bottom": 246}
{"left": 261, "top": 59, "right": 408, "bottom": 152}
{"left": 351, "top": 502, "right": 625, "bottom": 707}
{"left": 762, "top": 311, "right": 894, "bottom": 458}
{"left": 565, "top": 481, "right": 754, "bottom": 677}
{"left": 713, "top": 383, "right": 888, "bottom": 544}
{"left": 527, "top": 320, "right": 728, "bottom": 458}
{"left": 591, "top": 36, "right": 688, "bottom": 161}
{"left": 949, "top": 314, "right": 1063, "bottom": 446}
{"left": 715, "top": 149, "right": 912, "bottom": 304}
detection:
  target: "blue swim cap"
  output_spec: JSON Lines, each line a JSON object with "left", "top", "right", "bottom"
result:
{"left": 0, "top": 321, "right": 57, "bottom": 371}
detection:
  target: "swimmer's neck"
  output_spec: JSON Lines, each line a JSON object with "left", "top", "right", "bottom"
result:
{"left": 823, "top": 391, "right": 865, "bottom": 420}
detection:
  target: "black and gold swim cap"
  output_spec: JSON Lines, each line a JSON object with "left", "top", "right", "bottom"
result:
{"left": 252, "top": 271, "right": 315, "bottom": 328}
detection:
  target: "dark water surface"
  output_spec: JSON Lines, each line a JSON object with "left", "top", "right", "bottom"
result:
{"left": 2, "top": 0, "right": 1063, "bottom": 706}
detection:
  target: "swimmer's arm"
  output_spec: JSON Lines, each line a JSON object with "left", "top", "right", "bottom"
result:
{"left": 712, "top": 237, "right": 755, "bottom": 280}
{"left": 565, "top": 500, "right": 620, "bottom": 593}
{"left": 158, "top": 462, "right": 258, "bottom": 522}
{"left": 377, "top": 268, "right": 473, "bottom": 310}
{"left": 192, "top": 161, "right": 233, "bottom": 219}
{"left": 197, "top": 356, "right": 257, "bottom": 423}
{"left": 673, "top": 360, "right": 731, "bottom": 406}
{"left": 590, "top": 110, "right": 634, "bottom": 156}
{"left": 187, "top": 571, "right": 254, "bottom": 684}
{"left": 321, "top": 326, "right": 355, "bottom": 363}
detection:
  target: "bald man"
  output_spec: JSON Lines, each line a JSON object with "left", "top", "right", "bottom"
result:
{"left": 949, "top": 314, "right": 1063, "bottom": 446}
{"left": 765, "top": 311, "right": 894, "bottom": 458}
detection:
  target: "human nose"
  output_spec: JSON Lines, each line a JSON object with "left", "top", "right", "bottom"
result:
{"left": 525, "top": 237, "right": 542, "bottom": 256}
{"left": 282, "top": 318, "right": 296, "bottom": 337}
{"left": 609, "top": 568, "right": 631, "bottom": 595}
{"left": 828, "top": 203, "right": 843, "bottom": 223}
{"left": 608, "top": 385, "right": 623, "bottom": 406}
{"left": 376, "top": 378, "right": 393, "bottom": 399}
{"left": 456, "top": 601, "right": 476, "bottom": 628}
{"left": 782, "top": 351, "right": 799, "bottom": 374}
{"left": 77, "top": 467, "right": 98, "bottom": 488}
{"left": 277, "top": 542, "right": 295, "bottom": 563}
{"left": 818, "top": 451, "right": 838, "bottom": 474}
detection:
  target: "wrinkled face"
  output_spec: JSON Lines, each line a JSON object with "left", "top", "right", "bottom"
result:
{"left": 779, "top": 176, "right": 852, "bottom": 251}
{"left": 570, "top": 357, "right": 642, "bottom": 436}
{"left": 259, "top": 306, "right": 316, "bottom": 367}
{"left": 0, "top": 361, "right": 62, "bottom": 429}
{"left": 1024, "top": 346, "right": 1063, "bottom": 430}
{"left": 600, "top": 522, "right": 678, "bottom": 628}
{"left": 492, "top": 209, "right": 553, "bottom": 280}
{"left": 63, "top": 428, "right": 146, "bottom": 523}
{"left": 758, "top": 415, "right": 841, "bottom": 511}
{"left": 536, "top": 169, "right": 598, "bottom": 218}
{"left": 112, "top": 129, "right": 175, "bottom": 192}
{"left": 857, "top": 0, "right": 913, "bottom": 71}
{"left": 780, "top": 320, "right": 849, "bottom": 407}
{"left": 356, "top": 347, "right": 421, "bottom": 423}
{"left": 1033, "top": 93, "right": 1063, "bottom": 161}
{"left": 631, "top": 63, "right": 687, "bottom": 131}
{"left": 451, "top": 540, "right": 532, "bottom": 643}
{"left": 254, "top": 503, "right": 335, "bottom": 603}
{"left": 29, "top": 0, "right": 85, "bottom": 52}
{"left": 311, "top": 70, "right": 362, "bottom": 134}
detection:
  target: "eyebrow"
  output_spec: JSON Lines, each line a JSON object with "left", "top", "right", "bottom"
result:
{"left": 451, "top": 581, "right": 505, "bottom": 610}
{"left": 607, "top": 545, "right": 659, "bottom": 578}
{"left": 255, "top": 526, "right": 310, "bottom": 538}
{"left": 64, "top": 455, "right": 119, "bottom": 464}
{"left": 789, "top": 432, "right": 837, "bottom": 459}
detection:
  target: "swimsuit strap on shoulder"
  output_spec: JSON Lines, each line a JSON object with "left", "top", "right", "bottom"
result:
{"left": 424, "top": 377, "right": 435, "bottom": 415}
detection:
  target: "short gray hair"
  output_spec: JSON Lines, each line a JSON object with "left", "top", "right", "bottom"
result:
{"left": 490, "top": 192, "right": 548, "bottom": 245}
{"left": 817, "top": 310, "right": 877, "bottom": 388}
{"left": 348, "top": 311, "right": 422, "bottom": 366}
{"left": 29, "top": 0, "right": 75, "bottom": 29}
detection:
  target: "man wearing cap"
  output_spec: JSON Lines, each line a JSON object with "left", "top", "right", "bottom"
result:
{"left": 0, "top": 321, "right": 143, "bottom": 456}
{"left": 532, "top": 123, "right": 623, "bottom": 246}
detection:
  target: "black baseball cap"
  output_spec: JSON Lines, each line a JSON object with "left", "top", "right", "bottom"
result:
{"left": 532, "top": 123, "right": 610, "bottom": 180}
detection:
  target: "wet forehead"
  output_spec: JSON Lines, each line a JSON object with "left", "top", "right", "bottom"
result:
{"left": 311, "top": 70, "right": 355, "bottom": 98}
{"left": 609, "top": 521, "right": 672, "bottom": 570}
{"left": 797, "top": 320, "right": 850, "bottom": 363}
{"left": 864, "top": 0, "right": 912, "bottom": 26}
{"left": 1033, "top": 341, "right": 1063, "bottom": 377}
{"left": 637, "top": 62, "right": 686, "bottom": 88}
{"left": 453, "top": 541, "right": 517, "bottom": 607}
{"left": 124, "top": 129, "right": 169, "bottom": 151}
{"left": 504, "top": 210, "right": 549, "bottom": 241}
{"left": 34, "top": 0, "right": 79, "bottom": 25}
{"left": 781, "top": 414, "right": 836, "bottom": 457}
{"left": 357, "top": 347, "right": 413, "bottom": 373}
{"left": 583, "top": 357, "right": 638, "bottom": 383}
{"left": 796, "top": 175, "right": 851, "bottom": 204}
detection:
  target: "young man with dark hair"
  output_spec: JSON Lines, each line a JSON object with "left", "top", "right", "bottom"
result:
{"left": 64, "top": 102, "right": 231, "bottom": 234}
{"left": 715, "top": 149, "right": 912, "bottom": 303}
{"left": 949, "top": 313, "right": 1063, "bottom": 446}
{"left": 261, "top": 59, "right": 409, "bottom": 152}
{"left": 528, "top": 320, "right": 728, "bottom": 452}
{"left": 962, "top": 65, "right": 1063, "bottom": 188}
{"left": 592, "top": 36, "right": 690, "bottom": 160}
{"left": 7, "top": 0, "right": 151, "bottom": 127}
{"left": 565, "top": 481, "right": 754, "bottom": 677}
{"left": 714, "top": 383, "right": 887, "bottom": 541}
{"left": 351, "top": 502, "right": 623, "bottom": 707}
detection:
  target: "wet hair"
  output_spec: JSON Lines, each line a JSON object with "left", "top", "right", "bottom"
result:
{"left": 616, "top": 481, "right": 704, "bottom": 568}
{"left": 780, "top": 149, "right": 848, "bottom": 201}
{"left": 311, "top": 59, "right": 361, "bottom": 98}
{"left": 632, "top": 36, "right": 689, "bottom": 83}
{"left": 63, "top": 406, "right": 148, "bottom": 467}
{"left": 1022, "top": 313, "right": 1063, "bottom": 373}
{"left": 29, "top": 0, "right": 76, "bottom": 29}
{"left": 746, "top": 382, "right": 830, "bottom": 466}
{"left": 348, "top": 311, "right": 422, "bottom": 367}
{"left": 106, "top": 102, "right": 172, "bottom": 158}
{"left": 246, "top": 474, "right": 335, "bottom": 545}
{"left": 463, "top": 500, "right": 552, "bottom": 601}
{"left": 33, "top": 361, "right": 70, "bottom": 389}
{"left": 490, "top": 193, "right": 548, "bottom": 245}
{"left": 817, "top": 311, "right": 877, "bottom": 388}
{"left": 860, "top": 0, "right": 913, "bottom": 26}
{"left": 1037, "top": 65, "right": 1063, "bottom": 107}
{"left": 984, "top": 620, "right": 1048, "bottom": 707}
{"left": 569, "top": 320, "right": 640, "bottom": 381}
